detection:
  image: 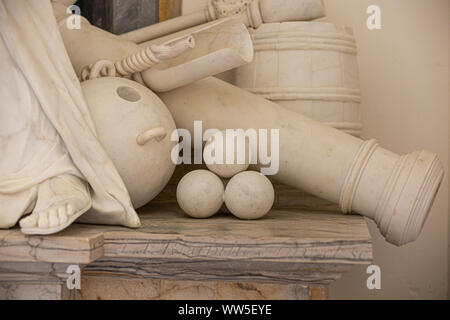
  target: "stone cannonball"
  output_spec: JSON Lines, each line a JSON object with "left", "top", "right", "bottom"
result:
{"left": 203, "top": 130, "right": 251, "bottom": 178}
{"left": 81, "top": 77, "right": 177, "bottom": 209}
{"left": 224, "top": 171, "right": 274, "bottom": 220}
{"left": 176, "top": 170, "right": 224, "bottom": 218}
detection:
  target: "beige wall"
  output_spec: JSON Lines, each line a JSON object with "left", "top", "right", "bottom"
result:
{"left": 321, "top": 0, "right": 449, "bottom": 300}
{"left": 180, "top": 0, "right": 206, "bottom": 14}
{"left": 181, "top": 0, "right": 450, "bottom": 299}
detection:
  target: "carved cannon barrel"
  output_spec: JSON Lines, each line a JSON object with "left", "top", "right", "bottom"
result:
{"left": 158, "top": 77, "right": 444, "bottom": 246}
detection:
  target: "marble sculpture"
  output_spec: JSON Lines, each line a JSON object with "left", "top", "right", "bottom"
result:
{"left": 0, "top": 0, "right": 444, "bottom": 247}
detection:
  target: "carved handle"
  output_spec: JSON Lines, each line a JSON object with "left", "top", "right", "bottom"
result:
{"left": 115, "top": 35, "right": 195, "bottom": 77}
{"left": 136, "top": 127, "right": 167, "bottom": 146}
{"left": 151, "top": 36, "right": 196, "bottom": 60}
{"left": 81, "top": 60, "right": 116, "bottom": 81}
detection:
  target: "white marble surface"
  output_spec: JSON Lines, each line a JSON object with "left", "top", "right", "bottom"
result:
{"left": 232, "top": 21, "right": 362, "bottom": 136}
{"left": 0, "top": 202, "right": 371, "bottom": 299}
{"left": 0, "top": 0, "right": 139, "bottom": 235}
{"left": 0, "top": 203, "right": 372, "bottom": 266}
{"left": 158, "top": 77, "right": 444, "bottom": 246}
{"left": 122, "top": 0, "right": 326, "bottom": 43}
{"left": 80, "top": 77, "right": 177, "bottom": 210}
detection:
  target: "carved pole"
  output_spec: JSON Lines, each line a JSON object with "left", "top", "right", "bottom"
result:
{"left": 79, "top": 36, "right": 195, "bottom": 81}
{"left": 114, "top": 36, "right": 195, "bottom": 77}
{"left": 120, "top": 0, "right": 326, "bottom": 43}
{"left": 55, "top": 4, "right": 252, "bottom": 92}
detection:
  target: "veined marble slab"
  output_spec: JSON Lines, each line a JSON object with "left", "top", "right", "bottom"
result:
{"left": 98, "top": 205, "right": 373, "bottom": 264}
{"left": 0, "top": 203, "right": 372, "bottom": 266}
{"left": 0, "top": 227, "right": 103, "bottom": 264}
{"left": 77, "top": 277, "right": 318, "bottom": 300}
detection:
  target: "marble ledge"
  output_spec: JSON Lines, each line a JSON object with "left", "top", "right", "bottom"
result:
{"left": 0, "top": 203, "right": 373, "bottom": 266}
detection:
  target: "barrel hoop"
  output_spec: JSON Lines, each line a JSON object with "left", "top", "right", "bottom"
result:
{"left": 251, "top": 31, "right": 356, "bottom": 42}
{"left": 340, "top": 139, "right": 379, "bottom": 213}
{"left": 251, "top": 31, "right": 357, "bottom": 54}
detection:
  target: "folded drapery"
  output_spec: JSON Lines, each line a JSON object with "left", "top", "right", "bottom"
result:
{"left": 0, "top": 0, "right": 140, "bottom": 228}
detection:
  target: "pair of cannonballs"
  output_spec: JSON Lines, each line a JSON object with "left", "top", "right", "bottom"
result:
{"left": 176, "top": 131, "right": 275, "bottom": 220}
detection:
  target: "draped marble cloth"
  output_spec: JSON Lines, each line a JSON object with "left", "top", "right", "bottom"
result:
{"left": 0, "top": 0, "right": 140, "bottom": 228}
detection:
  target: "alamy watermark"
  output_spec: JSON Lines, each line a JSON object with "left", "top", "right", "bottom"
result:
{"left": 66, "top": 5, "right": 81, "bottom": 30}
{"left": 66, "top": 265, "right": 81, "bottom": 290}
{"left": 366, "top": 265, "right": 381, "bottom": 290}
{"left": 171, "top": 121, "right": 280, "bottom": 176}
{"left": 367, "top": 5, "right": 382, "bottom": 30}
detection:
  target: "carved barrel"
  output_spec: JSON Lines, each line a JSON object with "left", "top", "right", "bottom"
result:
{"left": 232, "top": 22, "right": 362, "bottom": 136}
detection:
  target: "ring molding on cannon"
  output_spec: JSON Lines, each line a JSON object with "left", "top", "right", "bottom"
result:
{"left": 158, "top": 77, "right": 444, "bottom": 246}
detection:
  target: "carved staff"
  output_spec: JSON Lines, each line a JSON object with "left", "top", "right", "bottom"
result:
{"left": 56, "top": 4, "right": 253, "bottom": 93}
{"left": 121, "top": 0, "right": 326, "bottom": 43}
{"left": 80, "top": 35, "right": 195, "bottom": 80}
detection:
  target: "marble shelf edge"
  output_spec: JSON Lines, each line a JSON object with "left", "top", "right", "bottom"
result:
{"left": 0, "top": 228, "right": 104, "bottom": 264}
{"left": 0, "top": 204, "right": 373, "bottom": 266}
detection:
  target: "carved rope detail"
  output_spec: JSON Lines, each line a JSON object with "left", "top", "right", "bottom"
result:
{"left": 80, "top": 36, "right": 195, "bottom": 81}
{"left": 339, "top": 139, "right": 379, "bottom": 213}
{"left": 81, "top": 60, "right": 116, "bottom": 81}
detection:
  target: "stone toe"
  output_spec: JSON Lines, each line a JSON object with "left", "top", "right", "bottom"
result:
{"left": 19, "top": 215, "right": 38, "bottom": 229}
{"left": 66, "top": 203, "right": 76, "bottom": 216}
{"left": 49, "top": 209, "right": 59, "bottom": 228}
{"left": 58, "top": 207, "right": 68, "bottom": 224}
{"left": 38, "top": 212, "right": 49, "bottom": 229}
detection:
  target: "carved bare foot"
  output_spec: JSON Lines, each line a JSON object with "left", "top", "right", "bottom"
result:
{"left": 19, "top": 174, "right": 91, "bottom": 235}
